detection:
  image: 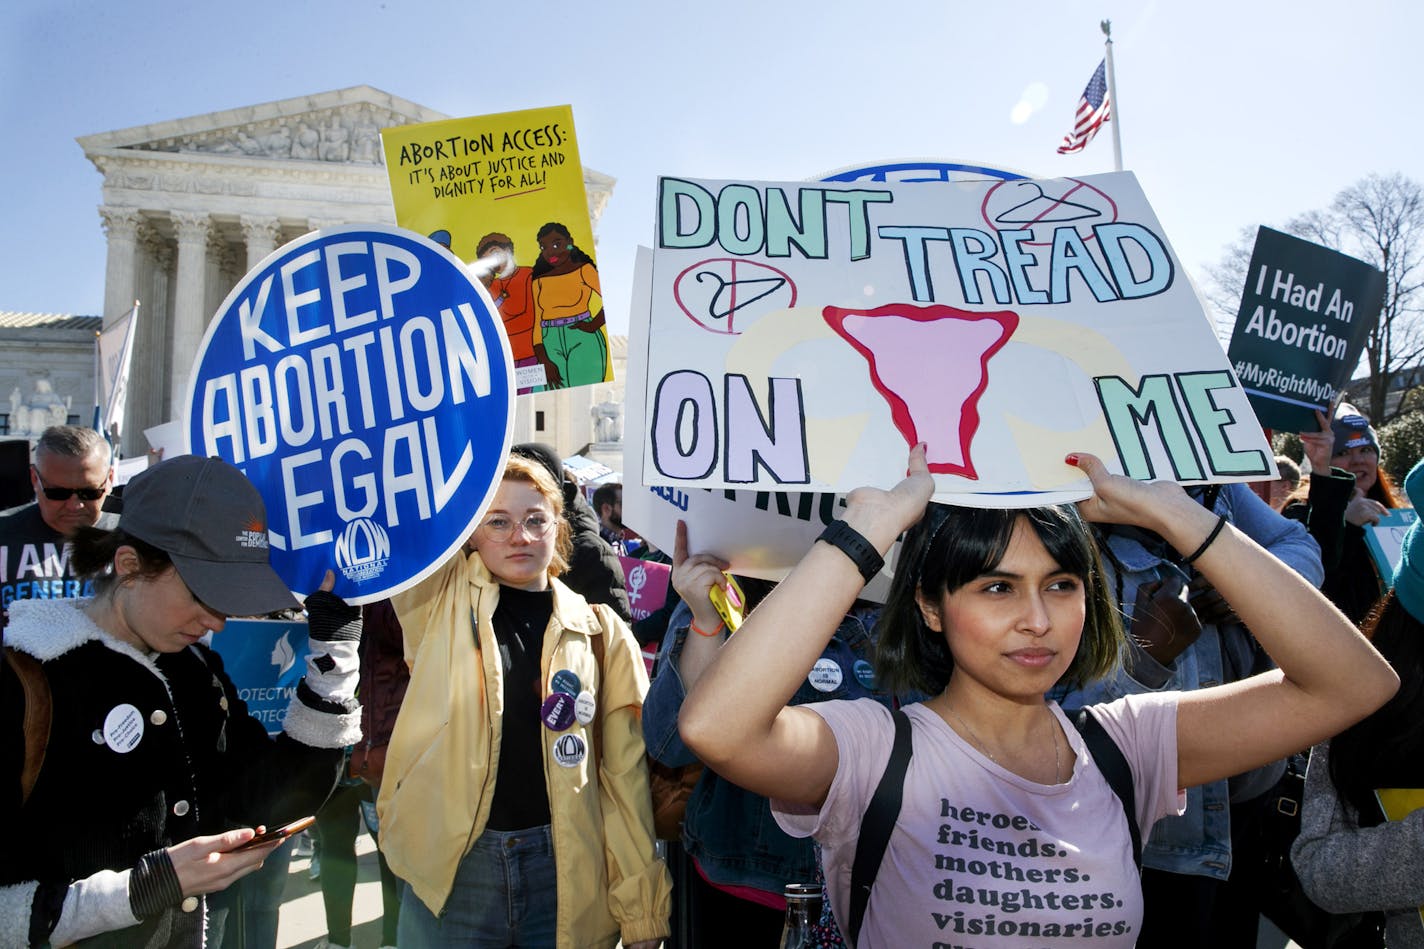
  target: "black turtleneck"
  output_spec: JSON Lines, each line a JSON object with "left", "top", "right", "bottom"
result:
{"left": 486, "top": 584, "right": 554, "bottom": 830}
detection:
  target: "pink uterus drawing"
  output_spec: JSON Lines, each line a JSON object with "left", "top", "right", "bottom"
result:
{"left": 822, "top": 303, "right": 1019, "bottom": 479}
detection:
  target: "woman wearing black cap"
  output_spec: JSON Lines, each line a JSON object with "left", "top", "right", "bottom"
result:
{"left": 1284, "top": 406, "right": 1404, "bottom": 623}
{"left": 1, "top": 454, "right": 362, "bottom": 948}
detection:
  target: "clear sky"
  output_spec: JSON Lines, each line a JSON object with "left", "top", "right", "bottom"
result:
{"left": 2, "top": 0, "right": 1418, "bottom": 339}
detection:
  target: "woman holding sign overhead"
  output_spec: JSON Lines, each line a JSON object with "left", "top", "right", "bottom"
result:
{"left": 679, "top": 444, "right": 1396, "bottom": 948}
{"left": 378, "top": 453, "right": 670, "bottom": 949}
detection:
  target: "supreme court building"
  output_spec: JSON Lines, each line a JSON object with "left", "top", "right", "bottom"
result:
{"left": 75, "top": 85, "right": 623, "bottom": 463}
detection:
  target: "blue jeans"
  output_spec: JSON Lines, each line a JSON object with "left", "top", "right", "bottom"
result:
{"left": 398, "top": 825, "right": 557, "bottom": 948}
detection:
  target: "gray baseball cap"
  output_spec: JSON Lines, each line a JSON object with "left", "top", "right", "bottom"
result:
{"left": 119, "top": 455, "right": 299, "bottom": 616}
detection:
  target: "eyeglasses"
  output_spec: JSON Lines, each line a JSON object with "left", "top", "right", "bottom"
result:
{"left": 480, "top": 512, "right": 555, "bottom": 542}
{"left": 33, "top": 467, "right": 107, "bottom": 502}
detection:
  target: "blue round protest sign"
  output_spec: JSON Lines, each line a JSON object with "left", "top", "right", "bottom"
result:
{"left": 818, "top": 159, "right": 1029, "bottom": 185}
{"left": 184, "top": 225, "right": 515, "bottom": 604}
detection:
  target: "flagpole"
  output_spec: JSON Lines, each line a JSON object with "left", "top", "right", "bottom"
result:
{"left": 92, "top": 329, "right": 103, "bottom": 434}
{"left": 1101, "top": 19, "right": 1123, "bottom": 172}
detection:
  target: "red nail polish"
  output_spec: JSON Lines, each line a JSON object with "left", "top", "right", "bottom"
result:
{"left": 1065, "top": 453, "right": 1080, "bottom": 466}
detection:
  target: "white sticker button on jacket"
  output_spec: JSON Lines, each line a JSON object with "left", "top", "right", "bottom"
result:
{"left": 103, "top": 704, "right": 144, "bottom": 753}
{"left": 808, "top": 658, "right": 844, "bottom": 693}
{"left": 575, "top": 690, "right": 596, "bottom": 725}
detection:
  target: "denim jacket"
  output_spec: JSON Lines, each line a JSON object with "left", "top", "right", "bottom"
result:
{"left": 642, "top": 601, "right": 891, "bottom": 894}
{"left": 1052, "top": 482, "right": 1323, "bottom": 880}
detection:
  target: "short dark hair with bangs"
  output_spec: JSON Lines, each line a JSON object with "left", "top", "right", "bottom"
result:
{"left": 874, "top": 502, "right": 1123, "bottom": 697}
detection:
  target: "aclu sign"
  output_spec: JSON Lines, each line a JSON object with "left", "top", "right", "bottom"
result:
{"left": 186, "top": 225, "right": 514, "bottom": 604}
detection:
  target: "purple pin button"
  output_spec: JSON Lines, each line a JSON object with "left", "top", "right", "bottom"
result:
{"left": 541, "top": 692, "right": 577, "bottom": 731}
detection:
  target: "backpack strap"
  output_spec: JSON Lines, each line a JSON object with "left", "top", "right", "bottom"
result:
{"left": 1071, "top": 707, "right": 1141, "bottom": 869}
{"left": 847, "top": 706, "right": 914, "bottom": 947}
{"left": 5, "top": 647, "right": 52, "bottom": 806}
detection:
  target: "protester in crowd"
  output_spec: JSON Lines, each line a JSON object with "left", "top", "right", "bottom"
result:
{"left": 310, "top": 775, "right": 382, "bottom": 949}
{"left": 1291, "top": 457, "right": 1424, "bottom": 948}
{"left": 306, "top": 603, "right": 415, "bottom": 949}
{"left": 643, "top": 522, "right": 893, "bottom": 943}
{"left": 530, "top": 221, "right": 608, "bottom": 389}
{"left": 1284, "top": 406, "right": 1404, "bottom": 624}
{"left": 378, "top": 453, "right": 670, "bottom": 948}
{"left": 593, "top": 482, "right": 628, "bottom": 550}
{"left": 1053, "top": 477, "right": 1322, "bottom": 946}
{"left": 512, "top": 442, "right": 633, "bottom": 622}
{"left": 1270, "top": 455, "right": 1302, "bottom": 511}
{"left": 328, "top": 597, "right": 413, "bottom": 949}
{"left": 1, "top": 454, "right": 362, "bottom": 948}
{"left": 679, "top": 445, "right": 1396, "bottom": 948}
{"left": 1, "top": 425, "right": 117, "bottom": 629}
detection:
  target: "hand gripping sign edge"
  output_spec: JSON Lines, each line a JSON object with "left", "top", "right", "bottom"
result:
{"left": 184, "top": 224, "right": 516, "bottom": 605}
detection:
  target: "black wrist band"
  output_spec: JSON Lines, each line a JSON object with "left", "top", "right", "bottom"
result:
{"left": 130, "top": 848, "right": 183, "bottom": 920}
{"left": 1180, "top": 514, "right": 1228, "bottom": 567}
{"left": 817, "top": 521, "right": 885, "bottom": 584}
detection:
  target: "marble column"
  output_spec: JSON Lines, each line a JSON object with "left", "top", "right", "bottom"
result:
{"left": 131, "top": 228, "right": 174, "bottom": 455}
{"left": 99, "top": 206, "right": 143, "bottom": 328}
{"left": 169, "top": 211, "right": 211, "bottom": 422}
{"left": 241, "top": 215, "right": 282, "bottom": 271}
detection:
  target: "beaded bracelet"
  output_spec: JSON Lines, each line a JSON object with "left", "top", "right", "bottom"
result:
{"left": 690, "top": 617, "right": 726, "bottom": 638}
{"left": 1181, "top": 514, "right": 1228, "bottom": 567}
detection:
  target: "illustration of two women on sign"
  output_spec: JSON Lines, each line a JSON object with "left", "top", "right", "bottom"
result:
{"left": 479, "top": 222, "right": 610, "bottom": 395}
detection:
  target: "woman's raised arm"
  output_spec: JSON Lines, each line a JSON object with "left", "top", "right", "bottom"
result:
{"left": 1070, "top": 452, "right": 1398, "bottom": 789}
{"left": 679, "top": 445, "right": 933, "bottom": 806}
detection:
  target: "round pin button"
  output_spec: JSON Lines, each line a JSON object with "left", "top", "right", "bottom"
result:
{"left": 574, "top": 690, "right": 596, "bottom": 725}
{"left": 541, "top": 692, "right": 577, "bottom": 731}
{"left": 808, "top": 658, "right": 844, "bottom": 693}
{"left": 150, "top": 709, "right": 168, "bottom": 726}
{"left": 553, "top": 733, "right": 587, "bottom": 767}
{"left": 853, "top": 659, "right": 878, "bottom": 690}
{"left": 551, "top": 670, "right": 581, "bottom": 696}
{"left": 103, "top": 704, "right": 144, "bottom": 753}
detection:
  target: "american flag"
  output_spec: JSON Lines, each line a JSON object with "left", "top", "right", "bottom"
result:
{"left": 1057, "top": 60, "right": 1111, "bottom": 155}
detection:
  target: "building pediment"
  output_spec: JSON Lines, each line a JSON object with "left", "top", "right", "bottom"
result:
{"left": 77, "top": 86, "right": 448, "bottom": 167}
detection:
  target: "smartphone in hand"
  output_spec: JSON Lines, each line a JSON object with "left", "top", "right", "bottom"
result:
{"left": 234, "top": 815, "right": 316, "bottom": 852}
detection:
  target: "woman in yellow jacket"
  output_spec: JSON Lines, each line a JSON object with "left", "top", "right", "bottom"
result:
{"left": 377, "top": 454, "right": 670, "bottom": 948}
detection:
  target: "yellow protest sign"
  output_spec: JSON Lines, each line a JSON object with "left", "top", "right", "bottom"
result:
{"left": 382, "top": 105, "right": 611, "bottom": 394}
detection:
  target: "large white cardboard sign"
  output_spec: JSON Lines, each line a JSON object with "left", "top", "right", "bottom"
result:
{"left": 641, "top": 172, "right": 1274, "bottom": 506}
{"left": 622, "top": 247, "right": 894, "bottom": 598}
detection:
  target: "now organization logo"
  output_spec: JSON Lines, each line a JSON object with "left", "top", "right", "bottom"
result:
{"left": 333, "top": 517, "right": 391, "bottom": 583}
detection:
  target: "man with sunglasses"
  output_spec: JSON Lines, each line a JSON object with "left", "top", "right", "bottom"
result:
{"left": 1, "top": 425, "right": 116, "bottom": 629}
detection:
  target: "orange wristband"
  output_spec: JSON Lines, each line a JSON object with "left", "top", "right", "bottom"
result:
{"left": 689, "top": 617, "right": 726, "bottom": 638}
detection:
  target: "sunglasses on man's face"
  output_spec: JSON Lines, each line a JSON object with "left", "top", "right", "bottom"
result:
{"left": 33, "top": 468, "right": 106, "bottom": 502}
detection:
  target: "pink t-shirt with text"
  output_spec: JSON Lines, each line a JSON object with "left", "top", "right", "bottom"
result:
{"left": 773, "top": 694, "right": 1182, "bottom": 949}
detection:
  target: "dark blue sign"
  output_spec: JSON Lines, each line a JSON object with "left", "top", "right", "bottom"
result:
{"left": 186, "top": 226, "right": 515, "bottom": 603}
{"left": 211, "top": 619, "right": 311, "bottom": 737}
